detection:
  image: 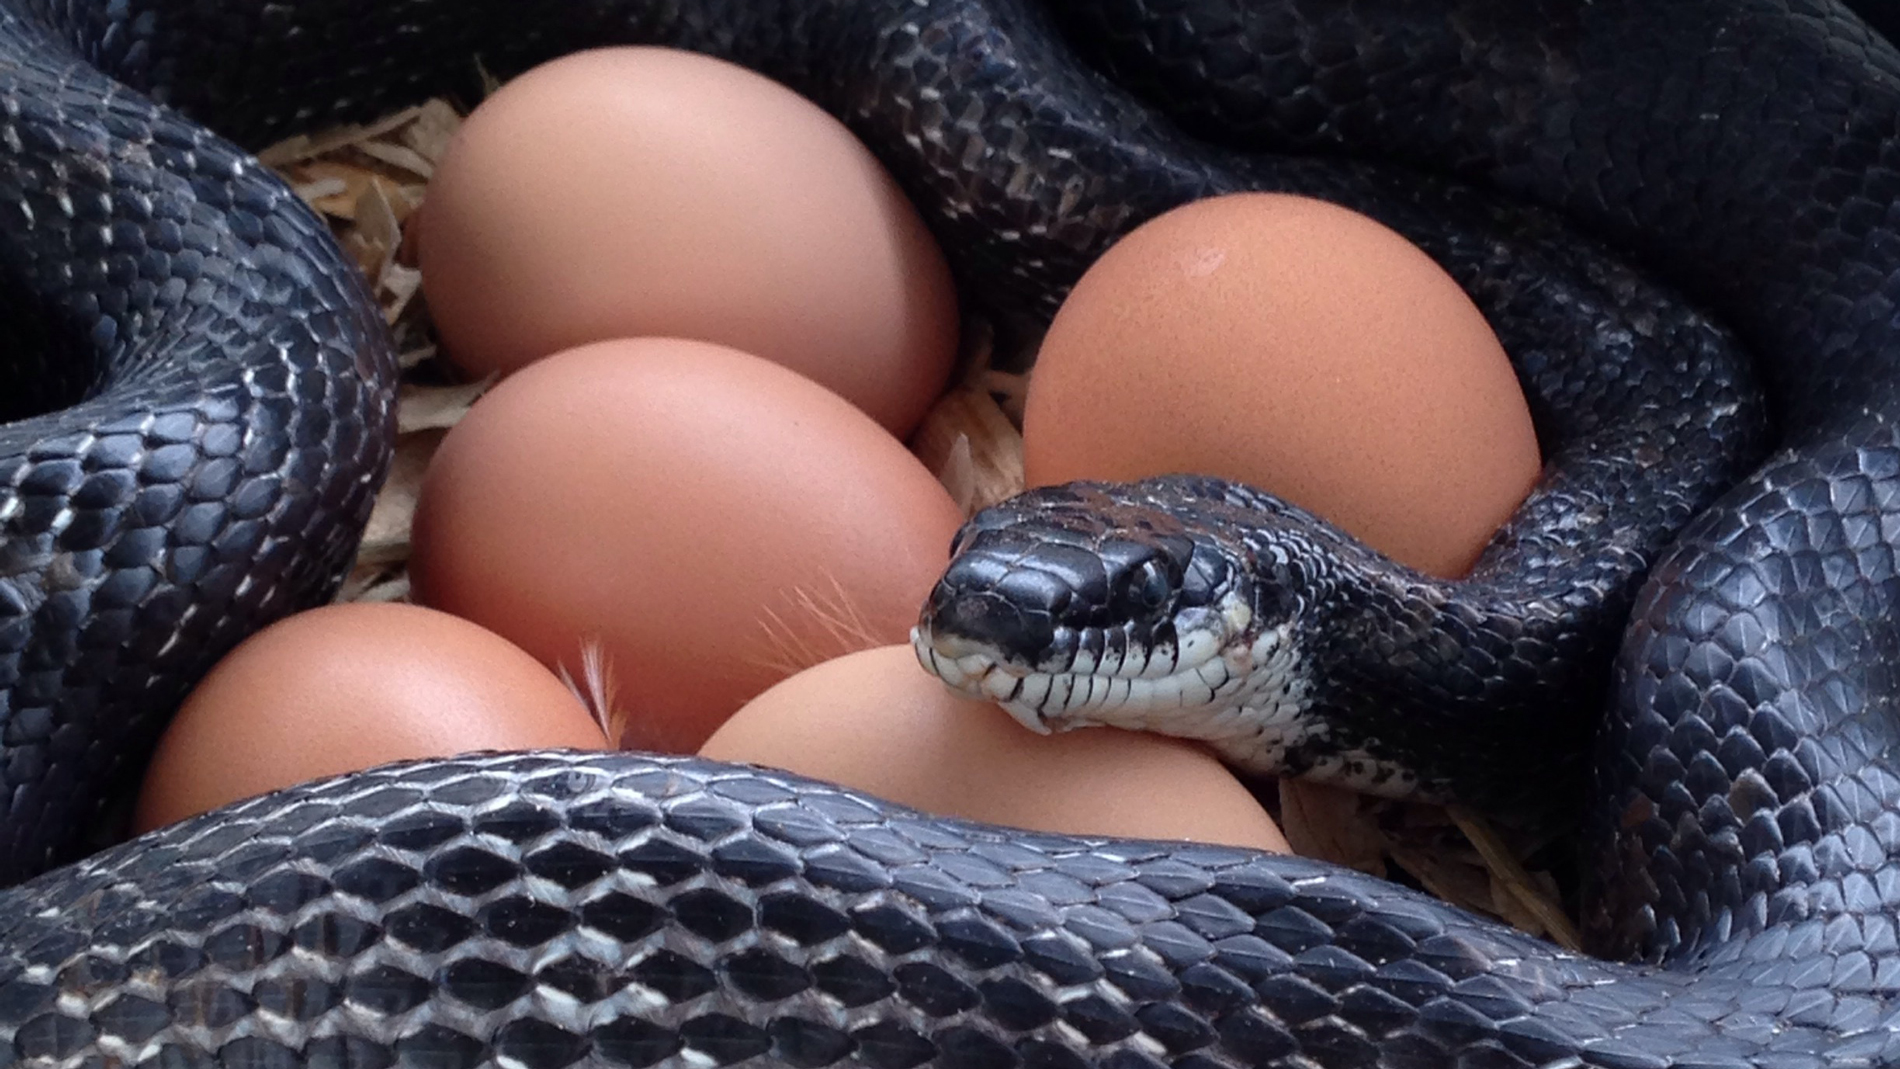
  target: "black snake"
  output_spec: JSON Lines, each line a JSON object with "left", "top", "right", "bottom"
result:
{"left": 3, "top": 0, "right": 1900, "bottom": 1065}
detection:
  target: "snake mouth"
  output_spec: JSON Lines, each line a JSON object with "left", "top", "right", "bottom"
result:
{"left": 912, "top": 593, "right": 1259, "bottom": 733}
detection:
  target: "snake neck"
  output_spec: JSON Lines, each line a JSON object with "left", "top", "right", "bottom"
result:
{"left": 1285, "top": 553, "right": 1612, "bottom": 822}
{"left": 1193, "top": 493, "right": 1623, "bottom": 827}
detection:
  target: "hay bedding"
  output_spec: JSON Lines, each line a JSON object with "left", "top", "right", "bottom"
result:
{"left": 263, "top": 92, "right": 1579, "bottom": 949}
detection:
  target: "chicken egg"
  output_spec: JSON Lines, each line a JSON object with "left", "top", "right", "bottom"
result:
{"left": 135, "top": 603, "right": 606, "bottom": 831}
{"left": 418, "top": 46, "right": 959, "bottom": 437}
{"left": 1026, "top": 192, "right": 1541, "bottom": 577}
{"left": 410, "top": 338, "right": 967, "bottom": 754}
{"left": 702, "top": 645, "right": 1291, "bottom": 851}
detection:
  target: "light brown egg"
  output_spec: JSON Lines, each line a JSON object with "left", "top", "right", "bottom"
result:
{"left": 134, "top": 603, "right": 606, "bottom": 831}
{"left": 418, "top": 46, "right": 959, "bottom": 437}
{"left": 1025, "top": 192, "right": 1541, "bottom": 577}
{"left": 702, "top": 645, "right": 1291, "bottom": 851}
{"left": 410, "top": 337, "right": 968, "bottom": 755}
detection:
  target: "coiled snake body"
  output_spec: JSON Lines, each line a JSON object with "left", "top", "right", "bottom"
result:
{"left": 2, "top": 0, "right": 1899, "bottom": 1066}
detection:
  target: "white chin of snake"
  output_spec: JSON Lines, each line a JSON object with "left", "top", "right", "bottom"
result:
{"left": 913, "top": 615, "right": 1415, "bottom": 797}
{"left": 909, "top": 600, "right": 1269, "bottom": 735}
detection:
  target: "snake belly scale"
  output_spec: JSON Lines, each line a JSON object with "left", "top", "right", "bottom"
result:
{"left": 4, "top": 0, "right": 1900, "bottom": 1067}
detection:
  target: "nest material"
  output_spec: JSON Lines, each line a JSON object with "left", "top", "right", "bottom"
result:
{"left": 265, "top": 98, "right": 1579, "bottom": 949}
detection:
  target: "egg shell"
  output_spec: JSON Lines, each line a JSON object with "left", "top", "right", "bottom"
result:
{"left": 409, "top": 338, "right": 968, "bottom": 754}
{"left": 1025, "top": 192, "right": 1541, "bottom": 577}
{"left": 134, "top": 603, "right": 605, "bottom": 832}
{"left": 418, "top": 46, "right": 959, "bottom": 437}
{"left": 701, "top": 645, "right": 1291, "bottom": 851}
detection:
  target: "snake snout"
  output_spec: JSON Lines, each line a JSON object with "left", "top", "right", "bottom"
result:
{"left": 915, "top": 485, "right": 1270, "bottom": 735}
{"left": 916, "top": 537, "right": 1064, "bottom": 671}
{"left": 919, "top": 505, "right": 1204, "bottom": 666}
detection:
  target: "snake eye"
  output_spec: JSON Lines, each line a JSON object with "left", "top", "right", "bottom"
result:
{"left": 1128, "top": 559, "right": 1171, "bottom": 612}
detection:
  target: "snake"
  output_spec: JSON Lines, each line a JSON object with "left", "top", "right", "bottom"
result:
{"left": 3, "top": 0, "right": 1900, "bottom": 1065}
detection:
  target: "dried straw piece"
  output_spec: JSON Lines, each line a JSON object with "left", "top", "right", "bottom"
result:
{"left": 1449, "top": 805, "right": 1582, "bottom": 949}
{"left": 1390, "top": 843, "right": 1498, "bottom": 914}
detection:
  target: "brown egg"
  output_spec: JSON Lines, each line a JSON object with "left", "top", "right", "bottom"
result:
{"left": 702, "top": 645, "right": 1291, "bottom": 851}
{"left": 410, "top": 338, "right": 967, "bottom": 754}
{"left": 418, "top": 46, "right": 959, "bottom": 437}
{"left": 134, "top": 603, "right": 606, "bottom": 831}
{"left": 1025, "top": 192, "right": 1540, "bottom": 577}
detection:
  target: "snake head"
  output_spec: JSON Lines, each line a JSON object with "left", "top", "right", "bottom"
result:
{"left": 912, "top": 476, "right": 1303, "bottom": 735}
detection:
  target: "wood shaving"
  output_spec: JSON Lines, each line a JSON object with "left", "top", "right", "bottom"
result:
{"left": 339, "top": 573, "right": 412, "bottom": 605}
{"left": 397, "top": 343, "right": 440, "bottom": 371}
{"left": 354, "top": 430, "right": 443, "bottom": 568}
{"left": 403, "top": 100, "right": 464, "bottom": 164}
{"left": 398, "top": 379, "right": 492, "bottom": 434}
{"left": 257, "top": 104, "right": 441, "bottom": 167}
{"left": 934, "top": 435, "right": 979, "bottom": 514}
{"left": 380, "top": 262, "right": 425, "bottom": 325}
{"left": 291, "top": 175, "right": 351, "bottom": 209}
{"left": 280, "top": 98, "right": 1586, "bottom": 947}
{"left": 348, "top": 180, "right": 405, "bottom": 280}
{"left": 983, "top": 365, "right": 1031, "bottom": 427}
{"left": 912, "top": 389, "right": 1026, "bottom": 516}
{"left": 356, "top": 140, "right": 438, "bottom": 180}
{"left": 912, "top": 322, "right": 1029, "bottom": 515}
{"left": 261, "top": 101, "right": 473, "bottom": 586}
